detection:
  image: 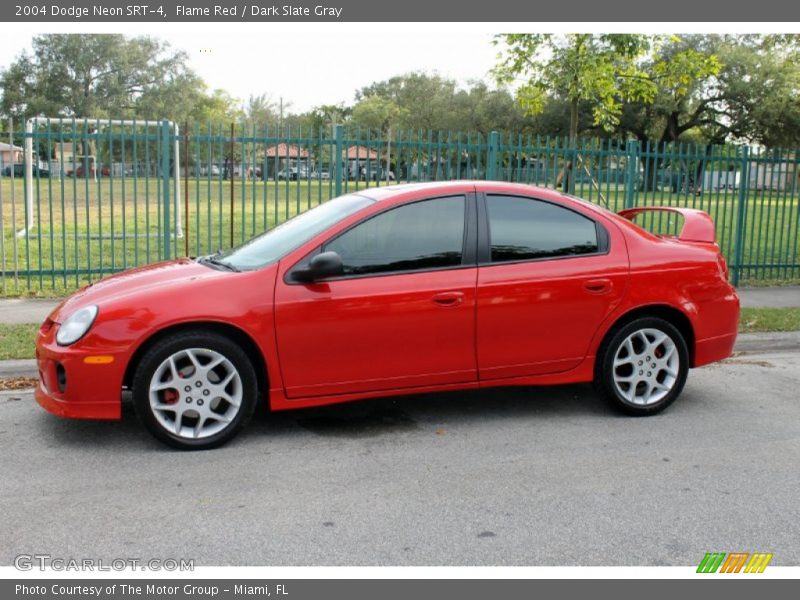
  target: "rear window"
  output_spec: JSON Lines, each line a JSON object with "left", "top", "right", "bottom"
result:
{"left": 486, "top": 195, "right": 599, "bottom": 262}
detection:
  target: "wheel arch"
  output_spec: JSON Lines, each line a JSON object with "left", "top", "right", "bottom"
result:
{"left": 596, "top": 304, "right": 696, "bottom": 369}
{"left": 123, "top": 321, "right": 270, "bottom": 403}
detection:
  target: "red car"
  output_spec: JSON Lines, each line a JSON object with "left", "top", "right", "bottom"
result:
{"left": 35, "top": 182, "right": 739, "bottom": 449}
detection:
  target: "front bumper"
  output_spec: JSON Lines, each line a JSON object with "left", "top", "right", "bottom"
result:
{"left": 35, "top": 324, "right": 124, "bottom": 420}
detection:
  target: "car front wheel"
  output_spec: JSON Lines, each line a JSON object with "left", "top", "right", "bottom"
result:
{"left": 595, "top": 317, "right": 689, "bottom": 415}
{"left": 133, "top": 331, "right": 257, "bottom": 449}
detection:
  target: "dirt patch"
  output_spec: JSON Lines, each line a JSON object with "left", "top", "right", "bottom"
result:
{"left": 720, "top": 358, "right": 775, "bottom": 368}
{"left": 0, "top": 377, "right": 38, "bottom": 391}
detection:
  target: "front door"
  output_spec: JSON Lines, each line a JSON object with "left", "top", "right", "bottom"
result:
{"left": 274, "top": 194, "right": 478, "bottom": 398}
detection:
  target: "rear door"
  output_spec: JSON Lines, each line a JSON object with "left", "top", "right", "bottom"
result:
{"left": 476, "top": 193, "right": 629, "bottom": 380}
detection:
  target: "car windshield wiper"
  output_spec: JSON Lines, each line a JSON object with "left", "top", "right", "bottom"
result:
{"left": 197, "top": 251, "right": 240, "bottom": 272}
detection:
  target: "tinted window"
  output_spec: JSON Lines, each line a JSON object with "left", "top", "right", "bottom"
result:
{"left": 324, "top": 196, "right": 465, "bottom": 276}
{"left": 486, "top": 195, "right": 598, "bottom": 262}
{"left": 221, "top": 193, "right": 374, "bottom": 270}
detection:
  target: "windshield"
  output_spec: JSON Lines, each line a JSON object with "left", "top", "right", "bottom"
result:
{"left": 218, "top": 194, "right": 374, "bottom": 270}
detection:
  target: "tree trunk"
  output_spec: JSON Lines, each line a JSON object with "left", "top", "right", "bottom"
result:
{"left": 567, "top": 98, "right": 578, "bottom": 192}
{"left": 569, "top": 99, "right": 578, "bottom": 146}
{"left": 693, "top": 144, "right": 714, "bottom": 193}
{"left": 637, "top": 112, "right": 681, "bottom": 192}
{"left": 639, "top": 153, "right": 661, "bottom": 192}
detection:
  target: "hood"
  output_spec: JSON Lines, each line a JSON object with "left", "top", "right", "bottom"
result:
{"left": 49, "top": 259, "right": 231, "bottom": 323}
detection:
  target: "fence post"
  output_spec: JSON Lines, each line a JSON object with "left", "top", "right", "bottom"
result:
{"left": 487, "top": 131, "right": 499, "bottom": 180}
{"left": 624, "top": 139, "right": 639, "bottom": 209}
{"left": 161, "top": 119, "right": 171, "bottom": 260}
{"left": 732, "top": 145, "right": 750, "bottom": 287}
{"left": 334, "top": 124, "right": 344, "bottom": 197}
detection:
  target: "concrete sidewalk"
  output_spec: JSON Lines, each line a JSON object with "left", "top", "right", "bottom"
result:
{"left": 736, "top": 285, "right": 800, "bottom": 308}
{"left": 0, "top": 298, "right": 61, "bottom": 325}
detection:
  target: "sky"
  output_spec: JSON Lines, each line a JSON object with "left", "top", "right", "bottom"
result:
{"left": 1, "top": 26, "right": 500, "bottom": 113}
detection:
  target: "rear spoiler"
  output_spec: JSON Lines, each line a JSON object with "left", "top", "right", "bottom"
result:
{"left": 618, "top": 207, "right": 716, "bottom": 243}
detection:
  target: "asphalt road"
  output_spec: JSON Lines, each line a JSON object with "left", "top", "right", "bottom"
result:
{"left": 1, "top": 349, "right": 799, "bottom": 567}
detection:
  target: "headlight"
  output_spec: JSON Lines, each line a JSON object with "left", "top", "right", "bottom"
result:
{"left": 56, "top": 305, "right": 99, "bottom": 346}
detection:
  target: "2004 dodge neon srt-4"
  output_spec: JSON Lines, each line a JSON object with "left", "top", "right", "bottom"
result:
{"left": 36, "top": 182, "right": 739, "bottom": 449}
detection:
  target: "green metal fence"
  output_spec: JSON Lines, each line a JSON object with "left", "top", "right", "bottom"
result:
{"left": 1, "top": 119, "right": 799, "bottom": 296}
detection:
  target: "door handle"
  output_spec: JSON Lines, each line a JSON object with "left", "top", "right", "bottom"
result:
{"left": 432, "top": 291, "right": 465, "bottom": 307}
{"left": 583, "top": 278, "right": 612, "bottom": 294}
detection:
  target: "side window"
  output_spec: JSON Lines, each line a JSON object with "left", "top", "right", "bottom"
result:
{"left": 486, "top": 195, "right": 599, "bottom": 262}
{"left": 324, "top": 196, "right": 466, "bottom": 276}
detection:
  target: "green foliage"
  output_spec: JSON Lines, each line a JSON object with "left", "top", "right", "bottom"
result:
{"left": 493, "top": 34, "right": 656, "bottom": 137}
{"left": 618, "top": 35, "right": 800, "bottom": 147}
{"left": 190, "top": 89, "right": 243, "bottom": 126}
{"left": 351, "top": 96, "right": 407, "bottom": 132}
{"left": 353, "top": 72, "right": 525, "bottom": 133}
{"left": 0, "top": 34, "right": 240, "bottom": 125}
{"left": 242, "top": 93, "right": 278, "bottom": 129}
{"left": 1, "top": 33, "right": 797, "bottom": 149}
{"left": 715, "top": 36, "right": 800, "bottom": 147}
{"left": 297, "top": 104, "right": 352, "bottom": 132}
{"left": 357, "top": 72, "right": 458, "bottom": 131}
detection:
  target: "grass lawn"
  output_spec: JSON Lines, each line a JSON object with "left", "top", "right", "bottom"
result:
{"left": 739, "top": 307, "right": 800, "bottom": 333}
{"left": 0, "top": 323, "right": 39, "bottom": 360}
{"left": 1, "top": 178, "right": 349, "bottom": 297}
{"left": 2, "top": 177, "right": 800, "bottom": 297}
{"left": 1, "top": 308, "right": 798, "bottom": 362}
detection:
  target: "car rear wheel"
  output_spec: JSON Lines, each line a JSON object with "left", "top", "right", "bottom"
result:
{"left": 132, "top": 331, "right": 257, "bottom": 449}
{"left": 595, "top": 317, "right": 689, "bottom": 415}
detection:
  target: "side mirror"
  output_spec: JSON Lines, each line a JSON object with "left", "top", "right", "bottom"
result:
{"left": 292, "top": 251, "right": 343, "bottom": 282}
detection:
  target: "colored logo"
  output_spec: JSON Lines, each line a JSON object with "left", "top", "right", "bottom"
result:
{"left": 697, "top": 552, "right": 773, "bottom": 573}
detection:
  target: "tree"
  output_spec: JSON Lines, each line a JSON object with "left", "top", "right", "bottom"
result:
{"left": 0, "top": 34, "right": 202, "bottom": 122}
{"left": 243, "top": 94, "right": 279, "bottom": 129}
{"left": 450, "top": 81, "right": 526, "bottom": 133}
{"left": 494, "top": 34, "right": 656, "bottom": 147}
{"left": 616, "top": 35, "right": 800, "bottom": 148}
{"left": 351, "top": 96, "right": 406, "bottom": 179}
{"left": 299, "top": 104, "right": 352, "bottom": 132}
{"left": 610, "top": 35, "right": 799, "bottom": 189}
{"left": 705, "top": 35, "right": 800, "bottom": 147}
{"left": 356, "top": 73, "right": 527, "bottom": 133}
{"left": 189, "top": 89, "right": 242, "bottom": 125}
{"left": 351, "top": 96, "right": 405, "bottom": 132}
{"left": 357, "top": 72, "right": 460, "bottom": 131}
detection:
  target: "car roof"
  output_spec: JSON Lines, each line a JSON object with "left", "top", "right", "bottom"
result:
{"left": 357, "top": 180, "right": 607, "bottom": 209}
{"left": 359, "top": 180, "right": 561, "bottom": 200}
{"left": 355, "top": 181, "right": 627, "bottom": 230}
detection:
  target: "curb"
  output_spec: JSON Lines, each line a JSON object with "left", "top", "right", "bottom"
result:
{"left": 0, "top": 359, "right": 38, "bottom": 379}
{"left": 1, "top": 331, "right": 798, "bottom": 382}
{"left": 731, "top": 331, "right": 800, "bottom": 355}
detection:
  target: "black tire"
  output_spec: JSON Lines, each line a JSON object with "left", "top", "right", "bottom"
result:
{"left": 132, "top": 330, "right": 258, "bottom": 450}
{"left": 594, "top": 316, "right": 689, "bottom": 416}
